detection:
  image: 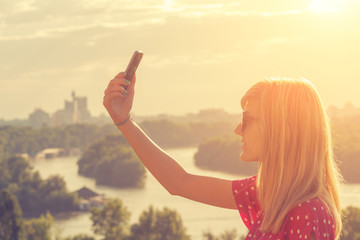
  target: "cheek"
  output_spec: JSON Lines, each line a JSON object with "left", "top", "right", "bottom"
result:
{"left": 254, "top": 124, "right": 265, "bottom": 149}
{"left": 249, "top": 145, "right": 261, "bottom": 160}
{"left": 241, "top": 126, "right": 263, "bottom": 162}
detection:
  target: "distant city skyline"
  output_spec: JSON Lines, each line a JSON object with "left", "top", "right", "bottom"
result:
{"left": 1, "top": 94, "right": 359, "bottom": 121}
{"left": 1, "top": 90, "right": 359, "bottom": 124}
{"left": 1, "top": 0, "right": 359, "bottom": 120}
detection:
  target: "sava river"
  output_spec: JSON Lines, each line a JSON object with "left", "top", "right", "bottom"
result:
{"left": 31, "top": 147, "right": 360, "bottom": 239}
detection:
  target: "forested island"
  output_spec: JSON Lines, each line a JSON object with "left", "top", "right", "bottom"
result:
{"left": 194, "top": 134, "right": 257, "bottom": 176}
{"left": 139, "top": 119, "right": 236, "bottom": 148}
{"left": 77, "top": 134, "right": 146, "bottom": 188}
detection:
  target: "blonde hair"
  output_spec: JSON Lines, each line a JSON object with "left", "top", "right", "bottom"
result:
{"left": 241, "top": 78, "right": 343, "bottom": 238}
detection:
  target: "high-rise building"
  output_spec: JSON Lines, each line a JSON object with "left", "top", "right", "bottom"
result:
{"left": 52, "top": 91, "right": 92, "bottom": 126}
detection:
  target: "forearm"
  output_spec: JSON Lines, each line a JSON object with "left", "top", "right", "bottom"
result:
{"left": 117, "top": 117, "right": 187, "bottom": 195}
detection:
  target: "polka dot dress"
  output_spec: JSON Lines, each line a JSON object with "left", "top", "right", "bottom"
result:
{"left": 232, "top": 176, "right": 335, "bottom": 240}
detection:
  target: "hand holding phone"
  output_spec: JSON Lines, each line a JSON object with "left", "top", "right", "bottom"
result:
{"left": 103, "top": 51, "right": 143, "bottom": 125}
{"left": 125, "top": 50, "right": 143, "bottom": 81}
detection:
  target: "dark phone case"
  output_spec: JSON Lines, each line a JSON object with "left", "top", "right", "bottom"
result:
{"left": 125, "top": 51, "right": 143, "bottom": 81}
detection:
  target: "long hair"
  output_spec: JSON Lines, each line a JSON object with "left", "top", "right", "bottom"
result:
{"left": 241, "top": 79, "right": 342, "bottom": 238}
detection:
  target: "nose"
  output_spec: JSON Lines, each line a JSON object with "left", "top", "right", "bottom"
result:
{"left": 234, "top": 123, "right": 243, "bottom": 136}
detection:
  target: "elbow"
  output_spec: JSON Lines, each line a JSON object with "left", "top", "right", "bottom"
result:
{"left": 166, "top": 182, "right": 183, "bottom": 197}
{"left": 164, "top": 172, "right": 189, "bottom": 197}
{"left": 167, "top": 187, "right": 179, "bottom": 196}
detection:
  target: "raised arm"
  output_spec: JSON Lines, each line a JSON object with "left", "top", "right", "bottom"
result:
{"left": 103, "top": 72, "right": 237, "bottom": 209}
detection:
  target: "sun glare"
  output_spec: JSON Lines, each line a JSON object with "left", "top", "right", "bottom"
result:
{"left": 309, "top": 0, "right": 345, "bottom": 13}
{"left": 164, "top": 0, "right": 175, "bottom": 7}
{"left": 162, "top": 0, "right": 177, "bottom": 11}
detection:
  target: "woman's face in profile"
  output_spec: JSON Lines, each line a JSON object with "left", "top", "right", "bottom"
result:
{"left": 234, "top": 100, "right": 263, "bottom": 162}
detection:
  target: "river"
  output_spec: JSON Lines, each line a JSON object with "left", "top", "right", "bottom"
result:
{"left": 31, "top": 147, "right": 360, "bottom": 239}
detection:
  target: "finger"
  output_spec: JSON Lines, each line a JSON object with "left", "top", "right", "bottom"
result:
{"left": 125, "top": 72, "right": 136, "bottom": 82}
{"left": 108, "top": 78, "right": 131, "bottom": 87}
{"left": 127, "top": 73, "right": 136, "bottom": 92}
{"left": 103, "top": 92, "right": 126, "bottom": 102}
{"left": 114, "top": 71, "right": 136, "bottom": 81}
{"left": 131, "top": 73, "right": 136, "bottom": 83}
{"left": 105, "top": 86, "right": 127, "bottom": 95}
{"left": 115, "top": 71, "right": 126, "bottom": 78}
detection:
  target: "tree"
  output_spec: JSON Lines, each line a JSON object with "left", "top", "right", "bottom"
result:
{"left": 219, "top": 229, "right": 239, "bottom": 240}
{"left": 41, "top": 175, "right": 67, "bottom": 194}
{"left": 129, "top": 205, "right": 190, "bottom": 240}
{"left": 202, "top": 230, "right": 218, "bottom": 240}
{"left": 202, "top": 229, "right": 243, "bottom": 240}
{"left": 6, "top": 156, "right": 32, "bottom": 183}
{"left": 63, "top": 234, "right": 95, "bottom": 240}
{"left": 342, "top": 206, "right": 360, "bottom": 240}
{"left": 0, "top": 189, "right": 25, "bottom": 240}
{"left": 90, "top": 198, "right": 131, "bottom": 240}
{"left": 0, "top": 158, "right": 11, "bottom": 188}
{"left": 23, "top": 212, "right": 53, "bottom": 240}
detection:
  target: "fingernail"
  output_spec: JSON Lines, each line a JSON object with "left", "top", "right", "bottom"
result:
{"left": 125, "top": 80, "right": 131, "bottom": 85}
{"left": 124, "top": 89, "right": 128, "bottom": 94}
{"left": 122, "top": 93, "right": 127, "bottom": 97}
{"left": 120, "top": 71, "right": 126, "bottom": 75}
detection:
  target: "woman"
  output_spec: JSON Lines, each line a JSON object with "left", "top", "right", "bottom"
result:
{"left": 103, "top": 72, "right": 343, "bottom": 240}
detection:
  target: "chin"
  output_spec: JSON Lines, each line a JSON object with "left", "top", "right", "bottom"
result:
{"left": 240, "top": 154, "right": 250, "bottom": 162}
{"left": 240, "top": 153, "right": 258, "bottom": 162}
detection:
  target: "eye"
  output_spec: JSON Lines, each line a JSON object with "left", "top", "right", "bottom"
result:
{"left": 241, "top": 114, "right": 248, "bottom": 132}
{"left": 241, "top": 114, "right": 255, "bottom": 132}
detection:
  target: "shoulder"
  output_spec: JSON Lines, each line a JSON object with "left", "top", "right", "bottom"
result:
{"left": 232, "top": 175, "right": 257, "bottom": 201}
{"left": 283, "top": 198, "right": 335, "bottom": 239}
{"left": 232, "top": 175, "right": 257, "bottom": 194}
{"left": 232, "top": 175, "right": 259, "bottom": 229}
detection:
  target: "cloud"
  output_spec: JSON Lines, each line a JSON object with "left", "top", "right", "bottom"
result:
{"left": 0, "top": 18, "right": 166, "bottom": 42}
{"left": 0, "top": 0, "right": 312, "bottom": 28}
{"left": 0, "top": 0, "right": 317, "bottom": 45}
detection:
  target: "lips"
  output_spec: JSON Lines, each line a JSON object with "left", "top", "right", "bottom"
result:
{"left": 242, "top": 143, "right": 246, "bottom": 150}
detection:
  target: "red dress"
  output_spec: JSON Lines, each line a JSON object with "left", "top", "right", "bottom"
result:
{"left": 232, "top": 176, "right": 336, "bottom": 240}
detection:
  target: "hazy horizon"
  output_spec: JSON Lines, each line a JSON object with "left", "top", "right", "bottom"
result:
{"left": 1, "top": 0, "right": 360, "bottom": 120}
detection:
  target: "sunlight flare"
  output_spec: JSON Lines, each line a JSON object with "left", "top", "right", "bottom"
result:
{"left": 309, "top": 0, "right": 344, "bottom": 13}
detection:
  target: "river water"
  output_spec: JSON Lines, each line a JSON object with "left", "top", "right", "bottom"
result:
{"left": 31, "top": 147, "right": 360, "bottom": 239}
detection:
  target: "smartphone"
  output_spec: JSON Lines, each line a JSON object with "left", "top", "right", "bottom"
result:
{"left": 125, "top": 50, "right": 143, "bottom": 81}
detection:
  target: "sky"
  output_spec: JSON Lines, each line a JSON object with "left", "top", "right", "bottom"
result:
{"left": 0, "top": 0, "right": 359, "bottom": 120}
